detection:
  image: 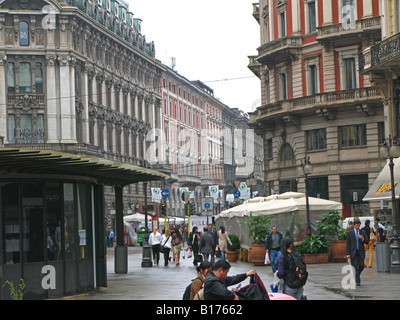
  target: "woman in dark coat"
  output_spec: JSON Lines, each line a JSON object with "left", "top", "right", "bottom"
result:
{"left": 189, "top": 226, "right": 200, "bottom": 266}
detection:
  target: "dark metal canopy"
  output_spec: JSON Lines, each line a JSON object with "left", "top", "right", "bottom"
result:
{"left": 0, "top": 148, "right": 167, "bottom": 186}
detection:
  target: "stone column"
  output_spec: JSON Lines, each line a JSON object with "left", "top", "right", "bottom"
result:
{"left": 0, "top": 54, "right": 6, "bottom": 141}
{"left": 46, "top": 55, "right": 58, "bottom": 143}
{"left": 58, "top": 55, "right": 77, "bottom": 143}
{"left": 114, "top": 185, "right": 128, "bottom": 273}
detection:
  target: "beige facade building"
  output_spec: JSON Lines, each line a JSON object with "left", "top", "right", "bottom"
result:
{"left": 248, "top": 0, "right": 386, "bottom": 217}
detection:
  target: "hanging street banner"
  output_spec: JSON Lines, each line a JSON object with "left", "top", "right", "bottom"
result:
{"left": 209, "top": 185, "right": 219, "bottom": 203}
{"left": 179, "top": 187, "right": 189, "bottom": 203}
{"left": 151, "top": 188, "right": 162, "bottom": 203}
{"left": 238, "top": 182, "right": 250, "bottom": 200}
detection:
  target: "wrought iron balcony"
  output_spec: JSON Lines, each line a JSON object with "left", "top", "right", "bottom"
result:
{"left": 359, "top": 32, "right": 400, "bottom": 73}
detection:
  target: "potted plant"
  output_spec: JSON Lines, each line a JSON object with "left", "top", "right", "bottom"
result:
{"left": 240, "top": 215, "right": 272, "bottom": 265}
{"left": 316, "top": 210, "right": 346, "bottom": 262}
{"left": 296, "top": 234, "right": 329, "bottom": 264}
{"left": 226, "top": 234, "right": 241, "bottom": 262}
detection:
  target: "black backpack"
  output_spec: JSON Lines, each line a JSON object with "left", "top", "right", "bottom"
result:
{"left": 285, "top": 252, "right": 308, "bottom": 289}
{"left": 182, "top": 278, "right": 201, "bottom": 300}
{"left": 236, "top": 273, "right": 270, "bottom": 300}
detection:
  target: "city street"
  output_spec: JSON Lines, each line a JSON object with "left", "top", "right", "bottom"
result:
{"left": 63, "top": 245, "right": 400, "bottom": 301}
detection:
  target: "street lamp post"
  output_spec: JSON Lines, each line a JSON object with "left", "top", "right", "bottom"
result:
{"left": 246, "top": 174, "right": 257, "bottom": 199}
{"left": 217, "top": 196, "right": 222, "bottom": 214}
{"left": 383, "top": 135, "right": 400, "bottom": 273}
{"left": 141, "top": 182, "right": 152, "bottom": 267}
{"left": 301, "top": 156, "right": 313, "bottom": 237}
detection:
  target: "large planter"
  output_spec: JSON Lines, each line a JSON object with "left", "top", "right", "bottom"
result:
{"left": 226, "top": 250, "right": 238, "bottom": 262}
{"left": 330, "top": 240, "right": 347, "bottom": 262}
{"left": 302, "top": 252, "right": 329, "bottom": 264}
{"left": 250, "top": 244, "right": 266, "bottom": 266}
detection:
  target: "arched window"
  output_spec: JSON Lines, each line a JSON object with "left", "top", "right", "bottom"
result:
{"left": 279, "top": 143, "right": 295, "bottom": 167}
{"left": 19, "top": 21, "right": 30, "bottom": 46}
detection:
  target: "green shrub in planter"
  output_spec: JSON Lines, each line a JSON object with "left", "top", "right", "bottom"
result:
{"left": 316, "top": 210, "right": 343, "bottom": 239}
{"left": 227, "top": 234, "right": 241, "bottom": 251}
{"left": 297, "top": 234, "right": 329, "bottom": 255}
{"left": 239, "top": 215, "right": 272, "bottom": 245}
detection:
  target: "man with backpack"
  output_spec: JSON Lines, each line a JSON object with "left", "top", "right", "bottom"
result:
{"left": 203, "top": 260, "right": 255, "bottom": 300}
{"left": 277, "top": 237, "right": 308, "bottom": 300}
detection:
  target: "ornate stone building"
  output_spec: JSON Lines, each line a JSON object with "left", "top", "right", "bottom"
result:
{"left": 0, "top": 0, "right": 165, "bottom": 228}
{"left": 248, "top": 0, "right": 385, "bottom": 217}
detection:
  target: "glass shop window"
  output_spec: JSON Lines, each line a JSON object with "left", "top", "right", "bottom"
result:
{"left": 64, "top": 183, "right": 77, "bottom": 260}
{"left": 22, "top": 182, "right": 44, "bottom": 263}
{"left": 46, "top": 182, "right": 62, "bottom": 261}
{"left": 2, "top": 182, "right": 21, "bottom": 264}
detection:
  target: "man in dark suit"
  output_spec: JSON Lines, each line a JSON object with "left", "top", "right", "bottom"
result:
{"left": 208, "top": 224, "right": 218, "bottom": 263}
{"left": 346, "top": 219, "right": 369, "bottom": 286}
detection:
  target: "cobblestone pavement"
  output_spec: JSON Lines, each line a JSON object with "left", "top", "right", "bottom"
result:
{"left": 63, "top": 245, "right": 400, "bottom": 301}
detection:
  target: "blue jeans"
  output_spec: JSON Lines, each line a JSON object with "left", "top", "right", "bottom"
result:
{"left": 269, "top": 249, "right": 282, "bottom": 272}
{"left": 283, "top": 283, "right": 303, "bottom": 300}
{"left": 220, "top": 250, "right": 226, "bottom": 261}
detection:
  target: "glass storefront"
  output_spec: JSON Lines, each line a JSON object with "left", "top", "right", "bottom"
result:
{"left": 0, "top": 180, "right": 104, "bottom": 299}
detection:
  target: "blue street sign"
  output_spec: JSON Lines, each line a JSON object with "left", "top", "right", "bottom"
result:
{"left": 204, "top": 202, "right": 211, "bottom": 209}
{"left": 234, "top": 190, "right": 241, "bottom": 199}
{"left": 161, "top": 189, "right": 170, "bottom": 198}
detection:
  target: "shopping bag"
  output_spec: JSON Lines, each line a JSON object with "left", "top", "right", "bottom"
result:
{"left": 264, "top": 252, "right": 271, "bottom": 265}
{"left": 270, "top": 272, "right": 280, "bottom": 293}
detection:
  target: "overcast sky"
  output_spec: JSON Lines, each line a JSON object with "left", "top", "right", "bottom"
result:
{"left": 127, "top": 0, "right": 261, "bottom": 114}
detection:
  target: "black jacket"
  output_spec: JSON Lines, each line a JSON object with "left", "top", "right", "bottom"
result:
{"left": 208, "top": 229, "right": 218, "bottom": 249}
{"left": 204, "top": 271, "right": 247, "bottom": 300}
{"left": 346, "top": 228, "right": 368, "bottom": 259}
{"left": 265, "top": 231, "right": 283, "bottom": 251}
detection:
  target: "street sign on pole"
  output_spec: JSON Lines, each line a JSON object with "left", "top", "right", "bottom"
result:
{"left": 233, "top": 180, "right": 241, "bottom": 189}
{"left": 161, "top": 189, "right": 170, "bottom": 198}
{"left": 234, "top": 190, "right": 241, "bottom": 199}
{"left": 202, "top": 198, "right": 213, "bottom": 212}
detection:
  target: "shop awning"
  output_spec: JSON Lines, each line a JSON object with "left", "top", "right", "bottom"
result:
{"left": 0, "top": 147, "right": 168, "bottom": 186}
{"left": 364, "top": 158, "right": 400, "bottom": 201}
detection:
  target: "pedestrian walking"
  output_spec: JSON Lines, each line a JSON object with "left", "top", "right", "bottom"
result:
{"left": 199, "top": 226, "right": 214, "bottom": 262}
{"left": 106, "top": 228, "right": 111, "bottom": 247}
{"left": 189, "top": 226, "right": 201, "bottom": 266}
{"left": 171, "top": 227, "right": 183, "bottom": 266}
{"left": 190, "top": 261, "right": 212, "bottom": 300}
{"left": 149, "top": 227, "right": 161, "bottom": 265}
{"left": 109, "top": 229, "right": 115, "bottom": 248}
{"left": 204, "top": 260, "right": 255, "bottom": 300}
{"left": 362, "top": 219, "right": 376, "bottom": 268}
{"left": 346, "top": 218, "right": 368, "bottom": 286}
{"left": 208, "top": 224, "right": 218, "bottom": 263}
{"left": 265, "top": 225, "right": 283, "bottom": 272}
{"left": 376, "top": 218, "right": 387, "bottom": 242}
{"left": 161, "top": 229, "right": 172, "bottom": 266}
{"left": 217, "top": 226, "right": 232, "bottom": 261}
{"left": 277, "top": 237, "right": 307, "bottom": 300}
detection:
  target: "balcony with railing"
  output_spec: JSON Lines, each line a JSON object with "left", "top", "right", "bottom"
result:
{"left": 359, "top": 32, "right": 400, "bottom": 74}
{"left": 256, "top": 36, "right": 302, "bottom": 68}
{"left": 248, "top": 55, "right": 262, "bottom": 78}
{"left": 249, "top": 87, "right": 382, "bottom": 123}
{"left": 317, "top": 16, "right": 381, "bottom": 45}
{"left": 252, "top": 3, "right": 260, "bottom": 23}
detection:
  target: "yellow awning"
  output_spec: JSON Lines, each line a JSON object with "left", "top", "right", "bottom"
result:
{"left": 364, "top": 158, "right": 400, "bottom": 201}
